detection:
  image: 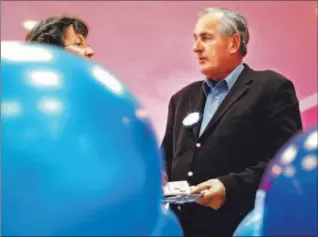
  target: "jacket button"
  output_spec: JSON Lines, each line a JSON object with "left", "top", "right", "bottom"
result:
{"left": 195, "top": 143, "right": 201, "bottom": 148}
{"left": 187, "top": 171, "right": 193, "bottom": 177}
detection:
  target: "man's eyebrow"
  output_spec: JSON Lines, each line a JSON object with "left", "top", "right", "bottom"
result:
{"left": 193, "top": 32, "right": 214, "bottom": 38}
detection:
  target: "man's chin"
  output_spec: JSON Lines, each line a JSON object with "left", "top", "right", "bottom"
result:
{"left": 199, "top": 66, "right": 213, "bottom": 77}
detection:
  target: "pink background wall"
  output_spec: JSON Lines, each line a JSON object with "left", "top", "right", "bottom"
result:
{"left": 1, "top": 1, "right": 317, "bottom": 141}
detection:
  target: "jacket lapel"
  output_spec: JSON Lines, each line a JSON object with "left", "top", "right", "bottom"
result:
{"left": 190, "top": 85, "right": 206, "bottom": 138}
{"left": 199, "top": 64, "right": 253, "bottom": 139}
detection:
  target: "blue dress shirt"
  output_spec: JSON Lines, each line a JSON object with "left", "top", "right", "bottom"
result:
{"left": 199, "top": 63, "right": 244, "bottom": 136}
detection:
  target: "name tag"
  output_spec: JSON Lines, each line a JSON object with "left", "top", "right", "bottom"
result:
{"left": 182, "top": 111, "right": 201, "bottom": 128}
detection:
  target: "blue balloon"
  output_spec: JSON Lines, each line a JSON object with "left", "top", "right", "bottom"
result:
{"left": 233, "top": 209, "right": 262, "bottom": 236}
{"left": 151, "top": 205, "right": 183, "bottom": 236}
{"left": 1, "top": 41, "right": 181, "bottom": 236}
{"left": 233, "top": 126, "right": 318, "bottom": 236}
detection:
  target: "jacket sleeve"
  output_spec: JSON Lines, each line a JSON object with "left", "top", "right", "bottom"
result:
{"left": 160, "top": 96, "right": 176, "bottom": 180}
{"left": 218, "top": 79, "right": 303, "bottom": 214}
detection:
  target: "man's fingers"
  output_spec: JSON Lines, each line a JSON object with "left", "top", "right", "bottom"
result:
{"left": 190, "top": 182, "right": 211, "bottom": 194}
{"left": 195, "top": 189, "right": 221, "bottom": 207}
{"left": 191, "top": 179, "right": 225, "bottom": 209}
{"left": 195, "top": 190, "right": 207, "bottom": 204}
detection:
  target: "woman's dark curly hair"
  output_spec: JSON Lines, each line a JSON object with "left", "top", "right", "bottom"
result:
{"left": 25, "top": 15, "right": 89, "bottom": 47}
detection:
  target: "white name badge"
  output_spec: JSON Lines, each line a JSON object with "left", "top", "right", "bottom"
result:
{"left": 182, "top": 111, "right": 201, "bottom": 128}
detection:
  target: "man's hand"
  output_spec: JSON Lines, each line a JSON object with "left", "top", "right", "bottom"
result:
{"left": 190, "top": 179, "right": 226, "bottom": 209}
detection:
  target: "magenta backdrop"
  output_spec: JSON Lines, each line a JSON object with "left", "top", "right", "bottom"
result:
{"left": 1, "top": 1, "right": 317, "bottom": 141}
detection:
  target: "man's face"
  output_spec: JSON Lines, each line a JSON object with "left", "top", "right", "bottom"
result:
{"left": 64, "top": 25, "right": 94, "bottom": 58}
{"left": 193, "top": 13, "right": 238, "bottom": 79}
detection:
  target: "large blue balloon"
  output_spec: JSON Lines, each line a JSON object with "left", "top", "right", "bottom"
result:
{"left": 151, "top": 205, "right": 183, "bottom": 236}
{"left": 233, "top": 209, "right": 262, "bottom": 236}
{"left": 233, "top": 126, "right": 318, "bottom": 236}
{"left": 1, "top": 41, "right": 182, "bottom": 236}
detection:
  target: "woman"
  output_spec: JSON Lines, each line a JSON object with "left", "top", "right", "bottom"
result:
{"left": 26, "top": 15, "right": 94, "bottom": 58}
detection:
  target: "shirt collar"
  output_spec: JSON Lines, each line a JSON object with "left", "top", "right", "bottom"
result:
{"left": 202, "top": 63, "right": 244, "bottom": 95}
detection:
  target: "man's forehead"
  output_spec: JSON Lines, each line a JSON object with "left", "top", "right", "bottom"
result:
{"left": 194, "top": 13, "right": 222, "bottom": 34}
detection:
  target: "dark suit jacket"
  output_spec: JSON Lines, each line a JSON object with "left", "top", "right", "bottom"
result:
{"left": 161, "top": 64, "right": 302, "bottom": 237}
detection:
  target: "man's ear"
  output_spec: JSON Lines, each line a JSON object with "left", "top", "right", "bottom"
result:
{"left": 229, "top": 33, "right": 241, "bottom": 54}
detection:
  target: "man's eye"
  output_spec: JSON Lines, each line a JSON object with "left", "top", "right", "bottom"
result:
{"left": 203, "top": 35, "right": 212, "bottom": 40}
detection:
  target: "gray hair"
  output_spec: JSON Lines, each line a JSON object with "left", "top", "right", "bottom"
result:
{"left": 199, "top": 7, "right": 249, "bottom": 57}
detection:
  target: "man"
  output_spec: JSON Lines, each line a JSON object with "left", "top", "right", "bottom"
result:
{"left": 26, "top": 15, "right": 94, "bottom": 58}
{"left": 161, "top": 7, "right": 302, "bottom": 237}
